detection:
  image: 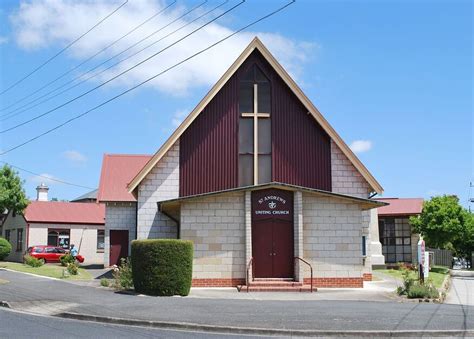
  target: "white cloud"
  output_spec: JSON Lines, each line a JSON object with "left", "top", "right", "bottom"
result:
{"left": 9, "top": 1, "right": 317, "bottom": 96}
{"left": 62, "top": 150, "right": 87, "bottom": 163}
{"left": 171, "top": 108, "right": 188, "bottom": 128}
{"left": 30, "top": 173, "right": 58, "bottom": 185}
{"left": 350, "top": 140, "right": 372, "bottom": 154}
{"left": 0, "top": 36, "right": 8, "bottom": 45}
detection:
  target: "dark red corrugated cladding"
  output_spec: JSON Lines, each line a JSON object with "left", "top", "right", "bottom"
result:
{"left": 180, "top": 50, "right": 331, "bottom": 197}
{"left": 271, "top": 65, "right": 332, "bottom": 191}
{"left": 179, "top": 67, "right": 240, "bottom": 197}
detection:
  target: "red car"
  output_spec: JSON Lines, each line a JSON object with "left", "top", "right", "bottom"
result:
{"left": 26, "top": 245, "right": 84, "bottom": 264}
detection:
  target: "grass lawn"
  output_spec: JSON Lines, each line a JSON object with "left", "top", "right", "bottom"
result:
{"left": 0, "top": 262, "right": 92, "bottom": 280}
{"left": 375, "top": 266, "right": 448, "bottom": 289}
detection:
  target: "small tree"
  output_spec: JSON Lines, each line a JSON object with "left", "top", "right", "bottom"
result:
{"left": 410, "top": 195, "right": 472, "bottom": 257}
{"left": 0, "top": 165, "right": 28, "bottom": 215}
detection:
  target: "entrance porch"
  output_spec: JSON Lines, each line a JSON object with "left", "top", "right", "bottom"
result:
{"left": 158, "top": 183, "right": 383, "bottom": 289}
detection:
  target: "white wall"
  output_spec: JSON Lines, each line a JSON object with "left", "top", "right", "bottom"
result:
{"left": 1, "top": 211, "right": 27, "bottom": 262}
{"left": 29, "top": 223, "right": 104, "bottom": 265}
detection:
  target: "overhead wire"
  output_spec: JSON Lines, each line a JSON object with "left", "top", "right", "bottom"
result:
{"left": 0, "top": 0, "right": 129, "bottom": 96}
{"left": 0, "top": 0, "right": 296, "bottom": 156}
{"left": 0, "top": 0, "right": 238, "bottom": 133}
{"left": 0, "top": 0, "right": 208, "bottom": 121}
{"left": 0, "top": 1, "right": 177, "bottom": 113}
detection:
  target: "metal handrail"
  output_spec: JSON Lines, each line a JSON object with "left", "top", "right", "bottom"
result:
{"left": 246, "top": 257, "right": 254, "bottom": 293}
{"left": 294, "top": 256, "right": 313, "bottom": 293}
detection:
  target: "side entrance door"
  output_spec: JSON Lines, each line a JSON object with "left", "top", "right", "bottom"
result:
{"left": 252, "top": 189, "right": 294, "bottom": 279}
{"left": 109, "top": 230, "right": 129, "bottom": 266}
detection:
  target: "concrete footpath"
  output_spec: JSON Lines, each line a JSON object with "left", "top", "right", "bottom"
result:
{"left": 0, "top": 269, "right": 473, "bottom": 337}
{"left": 445, "top": 272, "right": 474, "bottom": 306}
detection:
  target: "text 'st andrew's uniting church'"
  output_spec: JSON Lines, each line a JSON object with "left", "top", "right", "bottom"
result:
{"left": 97, "top": 37, "right": 386, "bottom": 288}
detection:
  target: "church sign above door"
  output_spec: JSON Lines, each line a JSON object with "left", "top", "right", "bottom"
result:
{"left": 251, "top": 189, "right": 293, "bottom": 221}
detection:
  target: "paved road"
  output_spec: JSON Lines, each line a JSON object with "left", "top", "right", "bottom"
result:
{"left": 0, "top": 269, "right": 472, "bottom": 333}
{"left": 0, "top": 308, "right": 254, "bottom": 339}
{"left": 445, "top": 276, "right": 474, "bottom": 306}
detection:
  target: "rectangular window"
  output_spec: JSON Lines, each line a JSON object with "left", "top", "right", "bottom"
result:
{"left": 47, "top": 229, "right": 70, "bottom": 249}
{"left": 97, "top": 230, "right": 105, "bottom": 250}
{"left": 379, "top": 217, "right": 412, "bottom": 263}
{"left": 5, "top": 230, "right": 10, "bottom": 242}
{"left": 17, "top": 229, "right": 23, "bottom": 252}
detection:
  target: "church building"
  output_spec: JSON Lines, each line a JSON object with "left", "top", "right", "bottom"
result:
{"left": 100, "top": 37, "right": 386, "bottom": 288}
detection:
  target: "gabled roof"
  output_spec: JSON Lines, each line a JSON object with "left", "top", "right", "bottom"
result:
{"left": 376, "top": 198, "right": 424, "bottom": 216}
{"left": 98, "top": 154, "right": 152, "bottom": 202}
{"left": 71, "top": 188, "right": 98, "bottom": 202}
{"left": 127, "top": 37, "right": 383, "bottom": 194}
{"left": 24, "top": 201, "right": 105, "bottom": 225}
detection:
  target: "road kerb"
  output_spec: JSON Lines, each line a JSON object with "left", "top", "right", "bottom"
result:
{"left": 56, "top": 311, "right": 474, "bottom": 337}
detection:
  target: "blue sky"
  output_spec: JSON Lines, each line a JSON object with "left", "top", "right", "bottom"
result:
{"left": 0, "top": 0, "right": 472, "bottom": 206}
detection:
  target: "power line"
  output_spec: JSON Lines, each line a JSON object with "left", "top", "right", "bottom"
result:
{"left": 1, "top": 0, "right": 223, "bottom": 123}
{"left": 0, "top": 0, "right": 208, "bottom": 121}
{"left": 0, "top": 161, "right": 95, "bottom": 190}
{"left": 0, "top": 1, "right": 177, "bottom": 113}
{"left": 0, "top": 0, "right": 239, "bottom": 133}
{"left": 0, "top": 0, "right": 295, "bottom": 156}
{"left": 0, "top": 0, "right": 129, "bottom": 97}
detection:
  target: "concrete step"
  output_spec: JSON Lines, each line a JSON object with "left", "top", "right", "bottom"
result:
{"left": 247, "top": 280, "right": 304, "bottom": 287}
{"left": 237, "top": 284, "right": 316, "bottom": 292}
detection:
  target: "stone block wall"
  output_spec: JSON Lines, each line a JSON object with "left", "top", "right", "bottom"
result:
{"left": 331, "top": 140, "right": 371, "bottom": 199}
{"left": 104, "top": 202, "right": 136, "bottom": 266}
{"left": 302, "top": 193, "right": 366, "bottom": 287}
{"left": 180, "top": 192, "right": 246, "bottom": 286}
{"left": 137, "top": 141, "right": 179, "bottom": 240}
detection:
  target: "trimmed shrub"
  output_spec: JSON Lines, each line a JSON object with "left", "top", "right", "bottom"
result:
{"left": 112, "top": 258, "right": 133, "bottom": 290}
{"left": 24, "top": 255, "right": 43, "bottom": 267}
{"left": 100, "top": 278, "right": 110, "bottom": 287}
{"left": 131, "top": 239, "right": 193, "bottom": 296}
{"left": 67, "top": 263, "right": 78, "bottom": 275}
{"left": 0, "top": 238, "right": 12, "bottom": 260}
{"left": 60, "top": 254, "right": 75, "bottom": 266}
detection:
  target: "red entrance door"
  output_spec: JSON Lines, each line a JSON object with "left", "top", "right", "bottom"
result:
{"left": 252, "top": 189, "right": 294, "bottom": 279}
{"left": 109, "top": 230, "right": 129, "bottom": 266}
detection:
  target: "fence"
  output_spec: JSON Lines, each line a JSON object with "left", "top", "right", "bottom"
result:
{"left": 427, "top": 248, "right": 452, "bottom": 268}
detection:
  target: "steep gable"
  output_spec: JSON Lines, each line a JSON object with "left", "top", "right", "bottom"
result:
{"left": 128, "top": 37, "right": 382, "bottom": 195}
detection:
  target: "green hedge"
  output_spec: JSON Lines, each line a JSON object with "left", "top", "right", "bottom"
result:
{"left": 0, "top": 238, "right": 12, "bottom": 261}
{"left": 131, "top": 239, "right": 193, "bottom": 296}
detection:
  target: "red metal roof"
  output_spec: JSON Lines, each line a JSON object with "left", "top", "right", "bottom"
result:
{"left": 376, "top": 198, "right": 424, "bottom": 216}
{"left": 25, "top": 201, "right": 105, "bottom": 224}
{"left": 97, "top": 154, "right": 152, "bottom": 202}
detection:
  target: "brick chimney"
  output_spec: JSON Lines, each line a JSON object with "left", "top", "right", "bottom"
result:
{"left": 36, "top": 183, "right": 49, "bottom": 201}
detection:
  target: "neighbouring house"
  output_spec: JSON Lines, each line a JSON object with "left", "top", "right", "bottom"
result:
{"left": 376, "top": 198, "right": 424, "bottom": 265}
{"left": 97, "top": 154, "right": 151, "bottom": 267}
{"left": 71, "top": 189, "right": 98, "bottom": 203}
{"left": 2, "top": 184, "right": 105, "bottom": 264}
{"left": 102, "top": 37, "right": 387, "bottom": 288}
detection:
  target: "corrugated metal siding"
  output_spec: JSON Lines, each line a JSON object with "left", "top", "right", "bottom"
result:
{"left": 272, "top": 76, "right": 331, "bottom": 190}
{"left": 180, "top": 50, "right": 331, "bottom": 196}
{"left": 179, "top": 74, "right": 240, "bottom": 196}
